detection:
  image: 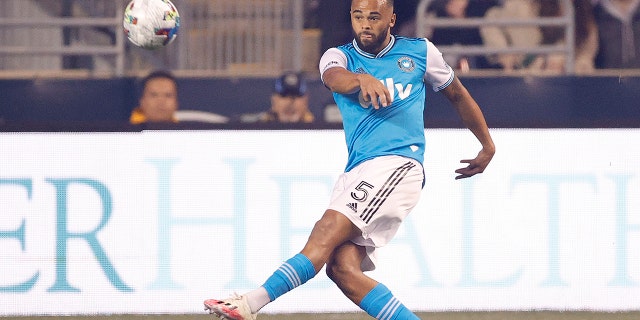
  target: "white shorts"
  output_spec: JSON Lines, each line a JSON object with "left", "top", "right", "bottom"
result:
{"left": 327, "top": 155, "right": 424, "bottom": 271}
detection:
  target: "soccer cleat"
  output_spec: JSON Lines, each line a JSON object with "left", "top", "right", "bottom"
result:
{"left": 204, "top": 293, "right": 257, "bottom": 320}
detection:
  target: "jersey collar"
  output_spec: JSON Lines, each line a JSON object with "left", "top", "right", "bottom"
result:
{"left": 352, "top": 35, "right": 395, "bottom": 59}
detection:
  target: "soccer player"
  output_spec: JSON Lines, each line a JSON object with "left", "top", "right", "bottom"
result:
{"left": 204, "top": 0, "right": 495, "bottom": 319}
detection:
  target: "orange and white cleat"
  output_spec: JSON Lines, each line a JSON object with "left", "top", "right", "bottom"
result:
{"left": 204, "top": 294, "right": 257, "bottom": 320}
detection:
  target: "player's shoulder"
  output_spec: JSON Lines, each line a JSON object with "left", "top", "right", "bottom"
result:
{"left": 393, "top": 35, "right": 427, "bottom": 44}
{"left": 391, "top": 36, "right": 430, "bottom": 55}
{"left": 336, "top": 41, "right": 355, "bottom": 52}
{"left": 392, "top": 36, "right": 429, "bottom": 51}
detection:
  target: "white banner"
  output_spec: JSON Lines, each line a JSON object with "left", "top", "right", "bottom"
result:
{"left": 0, "top": 129, "right": 639, "bottom": 315}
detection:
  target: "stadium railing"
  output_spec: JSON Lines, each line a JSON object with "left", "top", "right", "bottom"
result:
{"left": 0, "top": 0, "right": 306, "bottom": 77}
{"left": 2, "top": 0, "right": 638, "bottom": 77}
{"left": 0, "top": 0, "right": 127, "bottom": 76}
{"left": 415, "top": 0, "right": 576, "bottom": 74}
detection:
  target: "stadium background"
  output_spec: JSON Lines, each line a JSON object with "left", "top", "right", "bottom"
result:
{"left": 1, "top": 0, "right": 640, "bottom": 319}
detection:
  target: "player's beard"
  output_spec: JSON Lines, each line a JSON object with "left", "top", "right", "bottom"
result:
{"left": 355, "top": 28, "right": 390, "bottom": 54}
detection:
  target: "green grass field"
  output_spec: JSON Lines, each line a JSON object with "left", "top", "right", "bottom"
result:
{"left": 3, "top": 312, "right": 640, "bottom": 320}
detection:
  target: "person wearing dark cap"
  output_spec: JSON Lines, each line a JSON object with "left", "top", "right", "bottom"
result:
{"left": 260, "top": 71, "right": 315, "bottom": 123}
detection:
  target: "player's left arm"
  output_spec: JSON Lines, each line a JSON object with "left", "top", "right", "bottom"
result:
{"left": 441, "top": 76, "right": 496, "bottom": 180}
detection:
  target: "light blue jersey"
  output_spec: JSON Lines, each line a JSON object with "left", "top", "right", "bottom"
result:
{"left": 319, "top": 35, "right": 454, "bottom": 172}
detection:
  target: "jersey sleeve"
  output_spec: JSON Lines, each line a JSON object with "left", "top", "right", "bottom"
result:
{"left": 424, "top": 39, "right": 455, "bottom": 92}
{"left": 319, "top": 48, "right": 348, "bottom": 83}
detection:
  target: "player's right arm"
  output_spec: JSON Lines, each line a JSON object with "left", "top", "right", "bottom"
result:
{"left": 319, "top": 48, "right": 391, "bottom": 109}
{"left": 441, "top": 77, "right": 495, "bottom": 180}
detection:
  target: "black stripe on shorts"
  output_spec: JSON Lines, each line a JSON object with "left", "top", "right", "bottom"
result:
{"left": 359, "top": 161, "right": 416, "bottom": 224}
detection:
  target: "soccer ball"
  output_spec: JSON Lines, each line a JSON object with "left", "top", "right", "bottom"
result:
{"left": 123, "top": 0, "right": 180, "bottom": 50}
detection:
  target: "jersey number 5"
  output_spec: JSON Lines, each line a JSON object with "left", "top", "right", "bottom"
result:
{"left": 351, "top": 181, "right": 374, "bottom": 202}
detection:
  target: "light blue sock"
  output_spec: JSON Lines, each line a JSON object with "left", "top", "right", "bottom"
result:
{"left": 360, "top": 283, "right": 420, "bottom": 320}
{"left": 262, "top": 253, "right": 316, "bottom": 301}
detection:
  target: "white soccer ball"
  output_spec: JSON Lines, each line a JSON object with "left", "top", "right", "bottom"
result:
{"left": 123, "top": 0, "right": 180, "bottom": 50}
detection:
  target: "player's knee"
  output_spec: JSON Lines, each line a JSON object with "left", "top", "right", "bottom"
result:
{"left": 325, "top": 261, "right": 340, "bottom": 283}
{"left": 308, "top": 212, "right": 349, "bottom": 248}
{"left": 326, "top": 259, "right": 358, "bottom": 284}
{"left": 311, "top": 218, "right": 333, "bottom": 237}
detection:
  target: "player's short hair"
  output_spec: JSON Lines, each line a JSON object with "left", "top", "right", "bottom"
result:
{"left": 351, "top": 0, "right": 393, "bottom": 8}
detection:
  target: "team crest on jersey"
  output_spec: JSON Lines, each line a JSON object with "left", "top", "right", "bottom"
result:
{"left": 397, "top": 57, "right": 415, "bottom": 72}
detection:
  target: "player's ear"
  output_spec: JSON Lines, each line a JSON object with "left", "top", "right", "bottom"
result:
{"left": 389, "top": 13, "right": 396, "bottom": 28}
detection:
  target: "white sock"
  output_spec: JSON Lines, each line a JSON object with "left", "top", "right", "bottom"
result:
{"left": 244, "top": 287, "right": 271, "bottom": 313}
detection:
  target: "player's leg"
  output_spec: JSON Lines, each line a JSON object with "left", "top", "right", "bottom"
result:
{"left": 326, "top": 241, "right": 377, "bottom": 302}
{"left": 204, "top": 209, "right": 360, "bottom": 320}
{"left": 204, "top": 156, "right": 422, "bottom": 319}
{"left": 327, "top": 242, "right": 421, "bottom": 320}
{"left": 300, "top": 208, "right": 362, "bottom": 270}
{"left": 253, "top": 209, "right": 360, "bottom": 306}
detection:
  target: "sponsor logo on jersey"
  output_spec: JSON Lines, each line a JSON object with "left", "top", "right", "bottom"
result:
{"left": 346, "top": 202, "right": 358, "bottom": 213}
{"left": 397, "top": 57, "right": 415, "bottom": 72}
{"left": 380, "top": 78, "right": 413, "bottom": 101}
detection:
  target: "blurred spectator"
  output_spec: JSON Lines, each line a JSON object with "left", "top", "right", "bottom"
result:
{"left": 480, "top": 0, "right": 544, "bottom": 71}
{"left": 593, "top": 0, "right": 640, "bottom": 68}
{"left": 241, "top": 72, "right": 315, "bottom": 123}
{"left": 523, "top": 0, "right": 599, "bottom": 73}
{"left": 130, "top": 70, "right": 179, "bottom": 124}
{"left": 481, "top": 0, "right": 599, "bottom": 73}
{"left": 573, "top": 0, "right": 600, "bottom": 73}
{"left": 466, "top": 0, "right": 504, "bottom": 17}
{"left": 397, "top": 0, "right": 499, "bottom": 37}
{"left": 532, "top": 0, "right": 566, "bottom": 71}
{"left": 397, "top": 0, "right": 499, "bottom": 70}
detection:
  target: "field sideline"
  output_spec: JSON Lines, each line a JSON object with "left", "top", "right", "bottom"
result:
{"left": 3, "top": 312, "right": 640, "bottom": 320}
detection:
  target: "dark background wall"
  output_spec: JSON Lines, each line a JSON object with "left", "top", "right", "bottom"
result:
{"left": 1, "top": 76, "right": 638, "bottom": 128}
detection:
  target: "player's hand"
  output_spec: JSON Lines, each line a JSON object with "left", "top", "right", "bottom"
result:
{"left": 454, "top": 147, "right": 494, "bottom": 180}
{"left": 357, "top": 74, "right": 391, "bottom": 109}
